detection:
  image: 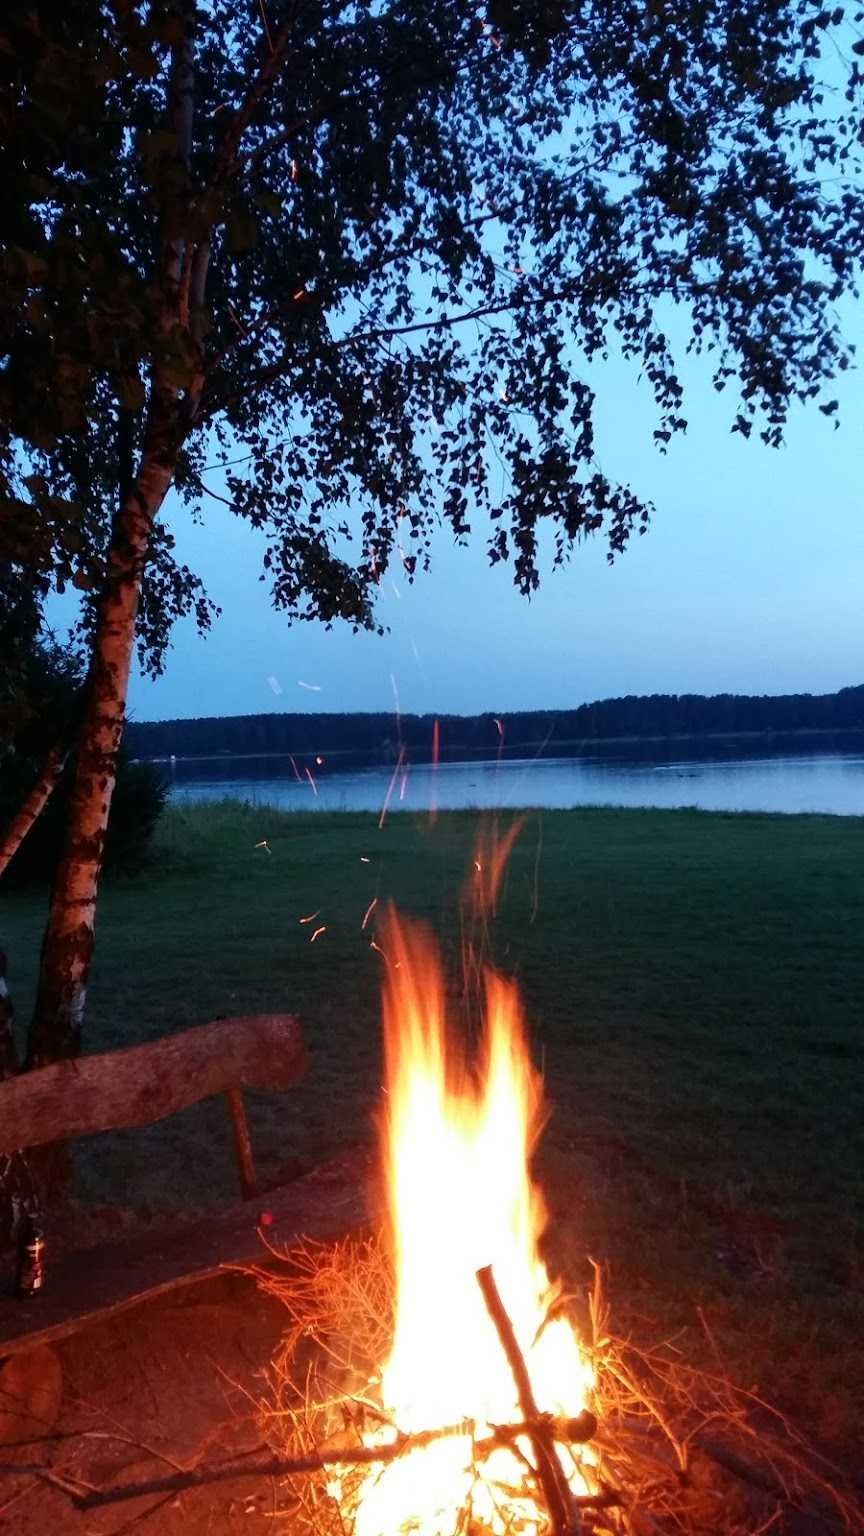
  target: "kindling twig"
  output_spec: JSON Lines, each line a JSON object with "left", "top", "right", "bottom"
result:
{"left": 476, "top": 1263, "right": 591, "bottom": 1536}
{"left": 67, "top": 1412, "right": 609, "bottom": 1512}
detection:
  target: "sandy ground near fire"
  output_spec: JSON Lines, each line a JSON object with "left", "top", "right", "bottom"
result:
{"left": 0, "top": 1271, "right": 289, "bottom": 1535}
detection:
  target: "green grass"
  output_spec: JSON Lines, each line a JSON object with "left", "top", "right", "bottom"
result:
{"left": 2, "top": 801, "right": 863, "bottom": 1449}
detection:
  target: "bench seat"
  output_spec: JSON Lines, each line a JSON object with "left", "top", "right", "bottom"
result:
{"left": 0, "top": 1149, "right": 377, "bottom": 1356}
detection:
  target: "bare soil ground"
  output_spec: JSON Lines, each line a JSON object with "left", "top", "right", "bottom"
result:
{"left": 1, "top": 1269, "right": 289, "bottom": 1536}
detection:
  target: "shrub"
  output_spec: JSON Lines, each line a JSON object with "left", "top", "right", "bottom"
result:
{"left": 101, "top": 752, "right": 169, "bottom": 873}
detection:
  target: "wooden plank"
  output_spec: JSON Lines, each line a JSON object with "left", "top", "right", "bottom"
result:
{"left": 0, "top": 1151, "right": 378, "bottom": 1356}
{"left": 0, "top": 1015, "right": 306, "bottom": 1157}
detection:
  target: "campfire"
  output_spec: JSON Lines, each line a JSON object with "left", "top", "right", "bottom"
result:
{"left": 62, "top": 847, "right": 860, "bottom": 1533}
{"left": 254, "top": 883, "right": 858, "bottom": 1536}
{"left": 347, "top": 908, "right": 597, "bottom": 1535}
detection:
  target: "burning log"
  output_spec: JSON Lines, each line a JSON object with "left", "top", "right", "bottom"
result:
{"left": 56, "top": 1416, "right": 617, "bottom": 1513}
{"left": 477, "top": 1262, "right": 595, "bottom": 1536}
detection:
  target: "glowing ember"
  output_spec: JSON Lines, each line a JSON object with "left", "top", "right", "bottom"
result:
{"left": 352, "top": 909, "right": 595, "bottom": 1535}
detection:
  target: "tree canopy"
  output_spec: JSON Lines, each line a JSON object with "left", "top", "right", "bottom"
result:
{"left": 3, "top": 0, "right": 862, "bottom": 674}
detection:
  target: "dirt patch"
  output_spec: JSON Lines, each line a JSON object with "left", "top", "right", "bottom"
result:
{"left": 0, "top": 1271, "right": 289, "bottom": 1534}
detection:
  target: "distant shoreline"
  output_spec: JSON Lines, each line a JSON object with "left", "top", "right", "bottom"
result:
{"left": 138, "top": 724, "right": 864, "bottom": 769}
{"left": 126, "top": 684, "right": 864, "bottom": 765}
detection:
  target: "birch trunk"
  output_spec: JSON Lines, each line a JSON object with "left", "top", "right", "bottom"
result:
{"left": 26, "top": 445, "right": 176, "bottom": 1067}
{"left": 25, "top": 8, "right": 197, "bottom": 1072}
{"left": 0, "top": 743, "right": 70, "bottom": 881}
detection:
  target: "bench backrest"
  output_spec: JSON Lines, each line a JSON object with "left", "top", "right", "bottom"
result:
{"left": 0, "top": 1014, "right": 306, "bottom": 1198}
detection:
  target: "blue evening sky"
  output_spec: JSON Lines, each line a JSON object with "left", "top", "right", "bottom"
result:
{"left": 126, "top": 312, "right": 864, "bottom": 724}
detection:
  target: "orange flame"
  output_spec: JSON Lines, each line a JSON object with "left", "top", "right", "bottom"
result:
{"left": 353, "top": 909, "right": 594, "bottom": 1535}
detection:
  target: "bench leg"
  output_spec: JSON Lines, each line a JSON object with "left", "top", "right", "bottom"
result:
{"left": 224, "top": 1088, "right": 257, "bottom": 1200}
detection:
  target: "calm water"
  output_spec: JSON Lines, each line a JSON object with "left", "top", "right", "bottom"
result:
{"left": 161, "top": 749, "right": 864, "bottom": 817}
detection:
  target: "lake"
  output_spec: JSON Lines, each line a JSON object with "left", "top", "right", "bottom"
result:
{"left": 160, "top": 746, "right": 864, "bottom": 817}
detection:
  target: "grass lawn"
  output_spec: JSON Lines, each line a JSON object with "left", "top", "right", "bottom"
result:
{"left": 1, "top": 802, "right": 862, "bottom": 1457}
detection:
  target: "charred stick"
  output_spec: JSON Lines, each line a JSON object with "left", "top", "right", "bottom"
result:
{"left": 476, "top": 1263, "right": 583, "bottom": 1536}
{"left": 495, "top": 1410, "right": 597, "bottom": 1448}
{"left": 693, "top": 1436, "right": 798, "bottom": 1501}
{"left": 71, "top": 1414, "right": 609, "bottom": 1512}
{"left": 74, "top": 1425, "right": 468, "bottom": 1508}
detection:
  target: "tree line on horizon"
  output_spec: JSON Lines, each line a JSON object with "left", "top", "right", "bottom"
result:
{"left": 127, "top": 683, "right": 864, "bottom": 762}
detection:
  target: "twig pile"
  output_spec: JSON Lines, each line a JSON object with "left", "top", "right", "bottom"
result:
{"left": 253, "top": 1235, "right": 861, "bottom": 1536}
{"left": 584, "top": 1263, "right": 859, "bottom": 1536}
{"left": 33, "top": 1232, "right": 861, "bottom": 1530}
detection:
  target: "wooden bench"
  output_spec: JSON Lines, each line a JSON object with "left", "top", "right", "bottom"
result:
{"left": 0, "top": 1017, "right": 376, "bottom": 1356}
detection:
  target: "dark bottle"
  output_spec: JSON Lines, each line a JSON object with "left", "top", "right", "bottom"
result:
{"left": 16, "top": 1214, "right": 46, "bottom": 1299}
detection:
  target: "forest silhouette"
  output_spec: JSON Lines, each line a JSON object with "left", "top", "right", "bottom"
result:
{"left": 127, "top": 684, "right": 864, "bottom": 763}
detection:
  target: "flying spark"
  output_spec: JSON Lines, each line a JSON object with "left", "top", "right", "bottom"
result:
{"left": 310, "top": 925, "right": 327, "bottom": 944}
{"left": 430, "top": 717, "right": 440, "bottom": 824}
{"left": 299, "top": 911, "right": 321, "bottom": 924}
{"left": 378, "top": 746, "right": 406, "bottom": 829}
{"left": 305, "top": 766, "right": 318, "bottom": 796}
{"left": 361, "top": 896, "right": 378, "bottom": 931}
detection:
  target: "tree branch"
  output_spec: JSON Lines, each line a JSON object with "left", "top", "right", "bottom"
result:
{"left": 203, "top": 273, "right": 598, "bottom": 419}
{"left": 185, "top": 238, "right": 211, "bottom": 420}
{"left": 0, "top": 743, "right": 70, "bottom": 882}
{"left": 204, "top": 259, "right": 726, "bottom": 423}
{"left": 211, "top": 3, "right": 300, "bottom": 184}
{"left": 163, "top": 2, "right": 196, "bottom": 306}
{"left": 176, "top": 3, "right": 302, "bottom": 417}
{"left": 202, "top": 133, "right": 631, "bottom": 396}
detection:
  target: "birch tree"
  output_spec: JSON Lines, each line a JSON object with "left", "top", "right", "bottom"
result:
{"left": 1, "top": 0, "right": 862, "bottom": 1067}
